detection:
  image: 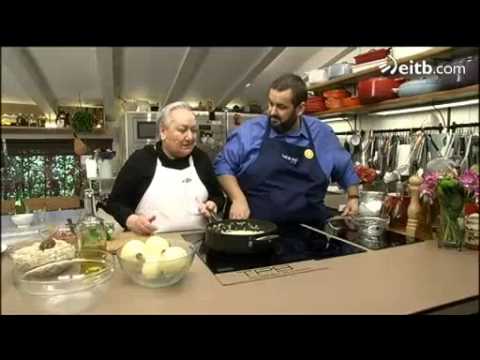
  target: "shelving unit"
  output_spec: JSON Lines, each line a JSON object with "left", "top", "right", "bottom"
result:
{"left": 308, "top": 47, "right": 477, "bottom": 93}
{"left": 312, "top": 85, "right": 479, "bottom": 119}
{"left": 0, "top": 126, "right": 108, "bottom": 137}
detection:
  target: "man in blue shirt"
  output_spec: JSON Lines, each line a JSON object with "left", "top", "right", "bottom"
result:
{"left": 214, "top": 74, "right": 360, "bottom": 225}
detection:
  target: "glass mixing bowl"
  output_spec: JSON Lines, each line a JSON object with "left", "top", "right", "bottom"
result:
{"left": 117, "top": 238, "right": 197, "bottom": 288}
{"left": 12, "top": 248, "right": 115, "bottom": 314}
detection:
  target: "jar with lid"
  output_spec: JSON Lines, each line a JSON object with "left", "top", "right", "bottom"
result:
{"left": 56, "top": 111, "right": 66, "bottom": 128}
{"left": 464, "top": 213, "right": 479, "bottom": 250}
{"left": 16, "top": 113, "right": 27, "bottom": 127}
{"left": 38, "top": 115, "right": 47, "bottom": 128}
{"left": 28, "top": 113, "right": 37, "bottom": 127}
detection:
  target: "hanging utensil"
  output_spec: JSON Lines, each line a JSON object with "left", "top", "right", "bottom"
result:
{"left": 345, "top": 118, "right": 361, "bottom": 147}
{"left": 73, "top": 132, "right": 88, "bottom": 156}
{"left": 460, "top": 134, "right": 474, "bottom": 172}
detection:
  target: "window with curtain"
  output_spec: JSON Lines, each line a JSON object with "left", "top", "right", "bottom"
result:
{"left": 1, "top": 138, "right": 113, "bottom": 202}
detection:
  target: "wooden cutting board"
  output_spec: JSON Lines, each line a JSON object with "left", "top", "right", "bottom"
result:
{"left": 106, "top": 232, "right": 148, "bottom": 254}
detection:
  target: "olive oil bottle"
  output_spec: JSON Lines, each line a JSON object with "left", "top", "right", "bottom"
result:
{"left": 77, "top": 189, "right": 108, "bottom": 274}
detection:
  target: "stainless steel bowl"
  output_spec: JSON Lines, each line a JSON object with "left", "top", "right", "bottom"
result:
{"left": 352, "top": 216, "right": 389, "bottom": 243}
{"left": 325, "top": 215, "right": 389, "bottom": 244}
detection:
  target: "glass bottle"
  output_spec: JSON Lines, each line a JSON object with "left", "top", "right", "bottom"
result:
{"left": 28, "top": 113, "right": 37, "bottom": 127}
{"left": 76, "top": 188, "right": 107, "bottom": 251}
{"left": 76, "top": 188, "right": 108, "bottom": 274}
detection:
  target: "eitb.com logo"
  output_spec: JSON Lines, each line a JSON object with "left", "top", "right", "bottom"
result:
{"left": 379, "top": 54, "right": 466, "bottom": 76}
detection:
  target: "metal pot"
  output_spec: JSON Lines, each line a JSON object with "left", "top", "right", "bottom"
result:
{"left": 304, "top": 68, "right": 329, "bottom": 85}
{"left": 359, "top": 191, "right": 386, "bottom": 217}
{"left": 327, "top": 63, "right": 352, "bottom": 79}
{"left": 439, "top": 55, "right": 479, "bottom": 89}
{"left": 353, "top": 216, "right": 388, "bottom": 241}
{"left": 325, "top": 215, "right": 389, "bottom": 244}
{"left": 205, "top": 219, "right": 279, "bottom": 254}
{"left": 397, "top": 78, "right": 443, "bottom": 97}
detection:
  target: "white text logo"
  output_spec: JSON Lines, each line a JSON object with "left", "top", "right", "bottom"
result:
{"left": 281, "top": 154, "right": 299, "bottom": 166}
{"left": 379, "top": 54, "right": 465, "bottom": 76}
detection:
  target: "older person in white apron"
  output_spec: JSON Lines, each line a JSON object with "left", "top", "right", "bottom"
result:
{"left": 106, "top": 102, "right": 225, "bottom": 235}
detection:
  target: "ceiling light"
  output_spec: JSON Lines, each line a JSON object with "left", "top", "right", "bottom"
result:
{"left": 245, "top": 83, "right": 252, "bottom": 88}
{"left": 322, "top": 117, "right": 349, "bottom": 122}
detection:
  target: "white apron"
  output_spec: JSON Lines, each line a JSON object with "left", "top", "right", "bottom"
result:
{"left": 135, "top": 156, "right": 208, "bottom": 233}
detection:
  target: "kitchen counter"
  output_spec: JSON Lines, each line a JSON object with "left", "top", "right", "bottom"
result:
{"left": 2, "top": 228, "right": 478, "bottom": 314}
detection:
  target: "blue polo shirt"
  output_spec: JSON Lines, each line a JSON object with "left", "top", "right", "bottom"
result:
{"left": 214, "top": 115, "right": 359, "bottom": 190}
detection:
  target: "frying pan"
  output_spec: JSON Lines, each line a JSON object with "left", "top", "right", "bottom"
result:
{"left": 204, "top": 219, "right": 279, "bottom": 254}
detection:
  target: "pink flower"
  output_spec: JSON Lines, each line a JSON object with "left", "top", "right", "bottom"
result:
{"left": 459, "top": 170, "right": 480, "bottom": 195}
{"left": 420, "top": 171, "right": 441, "bottom": 202}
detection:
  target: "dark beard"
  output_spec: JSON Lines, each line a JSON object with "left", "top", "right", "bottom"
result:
{"left": 269, "top": 114, "right": 298, "bottom": 133}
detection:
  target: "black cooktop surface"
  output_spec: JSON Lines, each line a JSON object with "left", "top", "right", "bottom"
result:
{"left": 327, "top": 226, "right": 424, "bottom": 250}
{"left": 193, "top": 224, "right": 366, "bottom": 274}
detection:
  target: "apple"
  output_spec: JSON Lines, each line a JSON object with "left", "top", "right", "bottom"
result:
{"left": 157, "top": 246, "right": 189, "bottom": 274}
{"left": 144, "top": 236, "right": 170, "bottom": 257}
{"left": 120, "top": 240, "right": 146, "bottom": 262}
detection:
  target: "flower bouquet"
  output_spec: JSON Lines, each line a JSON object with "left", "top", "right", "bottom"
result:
{"left": 420, "top": 167, "right": 480, "bottom": 249}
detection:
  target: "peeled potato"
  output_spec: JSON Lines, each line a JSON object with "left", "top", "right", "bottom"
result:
{"left": 144, "top": 236, "right": 170, "bottom": 257}
{"left": 157, "top": 246, "right": 189, "bottom": 274}
{"left": 120, "top": 240, "right": 146, "bottom": 262}
{"left": 141, "top": 261, "right": 162, "bottom": 279}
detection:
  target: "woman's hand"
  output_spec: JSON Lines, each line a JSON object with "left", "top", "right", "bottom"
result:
{"left": 126, "top": 214, "right": 157, "bottom": 235}
{"left": 198, "top": 200, "right": 218, "bottom": 219}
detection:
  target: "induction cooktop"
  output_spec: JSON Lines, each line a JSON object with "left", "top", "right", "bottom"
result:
{"left": 190, "top": 224, "right": 367, "bottom": 275}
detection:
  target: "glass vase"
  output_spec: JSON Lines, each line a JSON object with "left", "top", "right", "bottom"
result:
{"left": 437, "top": 192, "right": 464, "bottom": 249}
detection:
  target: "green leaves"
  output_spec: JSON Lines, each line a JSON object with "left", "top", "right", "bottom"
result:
{"left": 72, "top": 111, "right": 94, "bottom": 133}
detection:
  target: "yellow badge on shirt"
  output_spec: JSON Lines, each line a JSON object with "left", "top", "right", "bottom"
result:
{"left": 304, "top": 149, "right": 314, "bottom": 160}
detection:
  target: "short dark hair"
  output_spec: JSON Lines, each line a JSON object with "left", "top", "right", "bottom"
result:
{"left": 269, "top": 74, "right": 308, "bottom": 107}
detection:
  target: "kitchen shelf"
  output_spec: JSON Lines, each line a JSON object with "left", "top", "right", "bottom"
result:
{"left": 311, "top": 84, "right": 479, "bottom": 119}
{"left": 0, "top": 126, "right": 113, "bottom": 139}
{"left": 308, "top": 47, "right": 477, "bottom": 93}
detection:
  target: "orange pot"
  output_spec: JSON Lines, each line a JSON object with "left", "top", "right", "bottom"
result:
{"left": 323, "top": 89, "right": 351, "bottom": 99}
{"left": 342, "top": 96, "right": 361, "bottom": 108}
{"left": 325, "top": 97, "right": 344, "bottom": 109}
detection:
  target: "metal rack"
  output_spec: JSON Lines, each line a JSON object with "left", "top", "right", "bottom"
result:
{"left": 335, "top": 122, "right": 478, "bottom": 136}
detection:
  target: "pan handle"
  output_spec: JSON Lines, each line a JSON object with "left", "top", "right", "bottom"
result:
{"left": 255, "top": 234, "right": 280, "bottom": 242}
{"left": 326, "top": 215, "right": 350, "bottom": 231}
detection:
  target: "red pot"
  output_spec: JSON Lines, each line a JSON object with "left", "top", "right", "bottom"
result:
{"left": 354, "top": 48, "right": 391, "bottom": 65}
{"left": 357, "top": 77, "right": 406, "bottom": 104}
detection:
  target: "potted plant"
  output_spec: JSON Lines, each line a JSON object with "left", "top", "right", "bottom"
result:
{"left": 71, "top": 110, "right": 94, "bottom": 133}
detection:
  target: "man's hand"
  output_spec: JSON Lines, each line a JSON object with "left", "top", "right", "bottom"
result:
{"left": 342, "top": 198, "right": 359, "bottom": 217}
{"left": 126, "top": 214, "right": 157, "bottom": 235}
{"left": 229, "top": 199, "right": 250, "bottom": 219}
{"left": 198, "top": 200, "right": 218, "bottom": 219}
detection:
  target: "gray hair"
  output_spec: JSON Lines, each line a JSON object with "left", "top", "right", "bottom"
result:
{"left": 158, "top": 101, "right": 193, "bottom": 128}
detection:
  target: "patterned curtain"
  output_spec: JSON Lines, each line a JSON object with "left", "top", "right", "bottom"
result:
{"left": 1, "top": 152, "right": 87, "bottom": 201}
{"left": 1, "top": 137, "right": 112, "bottom": 202}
